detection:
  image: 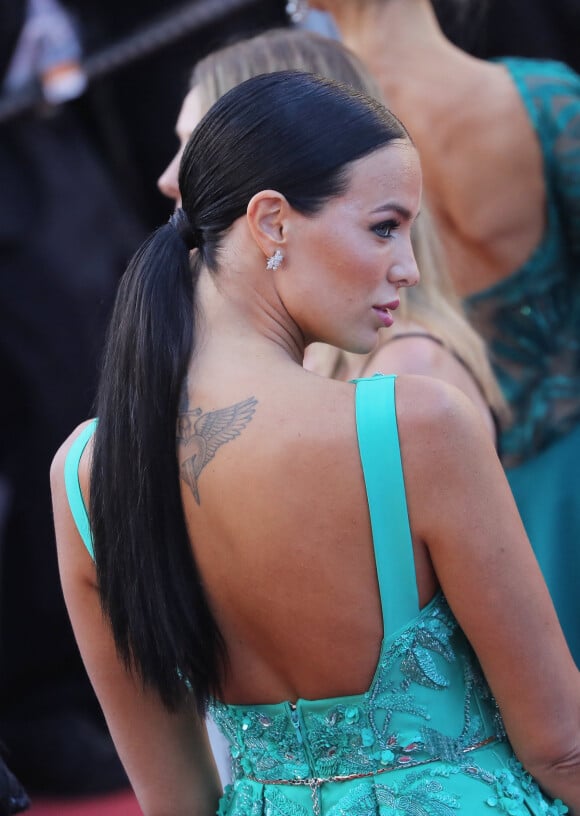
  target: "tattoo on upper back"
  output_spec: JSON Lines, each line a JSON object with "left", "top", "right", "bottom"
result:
{"left": 177, "top": 394, "right": 258, "bottom": 505}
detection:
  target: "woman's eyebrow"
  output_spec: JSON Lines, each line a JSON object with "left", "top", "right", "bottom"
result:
{"left": 370, "top": 202, "right": 417, "bottom": 219}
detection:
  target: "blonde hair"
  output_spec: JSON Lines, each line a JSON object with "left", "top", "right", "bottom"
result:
{"left": 401, "top": 207, "right": 508, "bottom": 421}
{"left": 190, "top": 28, "right": 382, "bottom": 108}
{"left": 189, "top": 27, "right": 507, "bottom": 422}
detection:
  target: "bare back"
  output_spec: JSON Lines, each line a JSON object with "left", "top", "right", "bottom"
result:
{"left": 408, "top": 59, "right": 546, "bottom": 296}
{"left": 176, "top": 367, "right": 436, "bottom": 705}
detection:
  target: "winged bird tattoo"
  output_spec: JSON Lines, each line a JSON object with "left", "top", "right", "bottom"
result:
{"left": 177, "top": 395, "right": 258, "bottom": 504}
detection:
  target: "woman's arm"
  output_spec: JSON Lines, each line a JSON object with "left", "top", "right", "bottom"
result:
{"left": 396, "top": 375, "right": 580, "bottom": 812}
{"left": 50, "top": 428, "right": 222, "bottom": 816}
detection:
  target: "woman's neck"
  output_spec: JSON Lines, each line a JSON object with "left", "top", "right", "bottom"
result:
{"left": 195, "top": 267, "right": 306, "bottom": 368}
{"left": 333, "top": 0, "right": 475, "bottom": 115}
{"left": 337, "top": 1, "right": 444, "bottom": 55}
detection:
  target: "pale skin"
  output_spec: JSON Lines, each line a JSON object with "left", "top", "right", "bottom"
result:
{"left": 308, "top": 0, "right": 547, "bottom": 297}
{"left": 160, "top": 82, "right": 498, "bottom": 442}
{"left": 52, "top": 144, "right": 580, "bottom": 815}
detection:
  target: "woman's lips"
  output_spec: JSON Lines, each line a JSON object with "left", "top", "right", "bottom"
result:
{"left": 372, "top": 300, "right": 399, "bottom": 328}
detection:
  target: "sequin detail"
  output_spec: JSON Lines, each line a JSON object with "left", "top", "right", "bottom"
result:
{"left": 208, "top": 595, "right": 566, "bottom": 815}
{"left": 484, "top": 759, "right": 569, "bottom": 815}
{"left": 210, "top": 597, "right": 494, "bottom": 782}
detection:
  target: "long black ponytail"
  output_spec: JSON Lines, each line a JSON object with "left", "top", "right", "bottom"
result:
{"left": 91, "top": 215, "right": 225, "bottom": 711}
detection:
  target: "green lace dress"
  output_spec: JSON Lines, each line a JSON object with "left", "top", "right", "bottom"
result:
{"left": 464, "top": 58, "right": 580, "bottom": 666}
{"left": 63, "top": 375, "right": 570, "bottom": 816}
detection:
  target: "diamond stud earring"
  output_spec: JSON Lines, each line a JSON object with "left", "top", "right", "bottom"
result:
{"left": 286, "top": 0, "right": 309, "bottom": 23}
{"left": 266, "top": 250, "right": 284, "bottom": 271}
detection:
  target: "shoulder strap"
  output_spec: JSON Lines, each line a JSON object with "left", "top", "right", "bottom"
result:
{"left": 64, "top": 420, "right": 97, "bottom": 561}
{"left": 354, "top": 375, "right": 419, "bottom": 634}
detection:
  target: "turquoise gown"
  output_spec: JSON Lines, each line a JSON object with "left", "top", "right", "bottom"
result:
{"left": 464, "top": 58, "right": 580, "bottom": 667}
{"left": 64, "top": 375, "right": 568, "bottom": 816}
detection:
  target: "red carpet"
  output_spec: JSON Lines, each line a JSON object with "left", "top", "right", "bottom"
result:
{"left": 28, "top": 789, "right": 143, "bottom": 815}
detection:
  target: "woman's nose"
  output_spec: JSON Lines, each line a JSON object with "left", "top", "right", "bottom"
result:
{"left": 157, "top": 152, "right": 181, "bottom": 204}
{"left": 390, "top": 245, "right": 420, "bottom": 289}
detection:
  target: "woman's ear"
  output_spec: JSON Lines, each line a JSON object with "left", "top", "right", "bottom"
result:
{"left": 246, "top": 190, "right": 290, "bottom": 260}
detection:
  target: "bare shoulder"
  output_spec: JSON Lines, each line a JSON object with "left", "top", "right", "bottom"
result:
{"left": 394, "top": 372, "right": 509, "bottom": 564}
{"left": 394, "top": 373, "right": 495, "bottom": 476}
{"left": 50, "top": 419, "right": 96, "bottom": 490}
{"left": 365, "top": 336, "right": 496, "bottom": 441}
{"left": 362, "top": 333, "right": 448, "bottom": 377}
{"left": 50, "top": 420, "right": 97, "bottom": 572}
{"left": 394, "top": 372, "right": 480, "bottom": 430}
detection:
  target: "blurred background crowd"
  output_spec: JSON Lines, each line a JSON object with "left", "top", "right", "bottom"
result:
{"left": 0, "top": 0, "right": 578, "bottom": 813}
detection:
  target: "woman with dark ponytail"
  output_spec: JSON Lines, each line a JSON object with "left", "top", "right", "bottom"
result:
{"left": 51, "top": 71, "right": 579, "bottom": 815}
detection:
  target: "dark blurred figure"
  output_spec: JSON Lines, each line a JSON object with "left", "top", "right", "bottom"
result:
{"left": 474, "top": 0, "right": 580, "bottom": 73}
{"left": 65, "top": 0, "right": 289, "bottom": 228}
{"left": 431, "top": 0, "right": 580, "bottom": 73}
{"left": 0, "top": 752, "right": 29, "bottom": 815}
{"left": 0, "top": 0, "right": 286, "bottom": 798}
{"left": 0, "top": 0, "right": 142, "bottom": 797}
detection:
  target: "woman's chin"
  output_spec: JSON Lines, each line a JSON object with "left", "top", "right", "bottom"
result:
{"left": 348, "top": 335, "right": 381, "bottom": 356}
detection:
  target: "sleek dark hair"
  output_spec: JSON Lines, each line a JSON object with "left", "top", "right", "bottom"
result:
{"left": 91, "top": 71, "right": 409, "bottom": 711}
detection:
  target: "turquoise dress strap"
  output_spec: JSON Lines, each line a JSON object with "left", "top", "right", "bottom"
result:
{"left": 64, "top": 420, "right": 97, "bottom": 560}
{"left": 354, "top": 375, "right": 419, "bottom": 635}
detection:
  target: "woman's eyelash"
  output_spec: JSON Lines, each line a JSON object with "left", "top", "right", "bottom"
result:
{"left": 373, "top": 220, "right": 399, "bottom": 238}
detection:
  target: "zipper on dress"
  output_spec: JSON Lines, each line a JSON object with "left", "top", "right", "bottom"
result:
{"left": 289, "top": 702, "right": 303, "bottom": 744}
{"left": 287, "top": 702, "right": 321, "bottom": 815}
